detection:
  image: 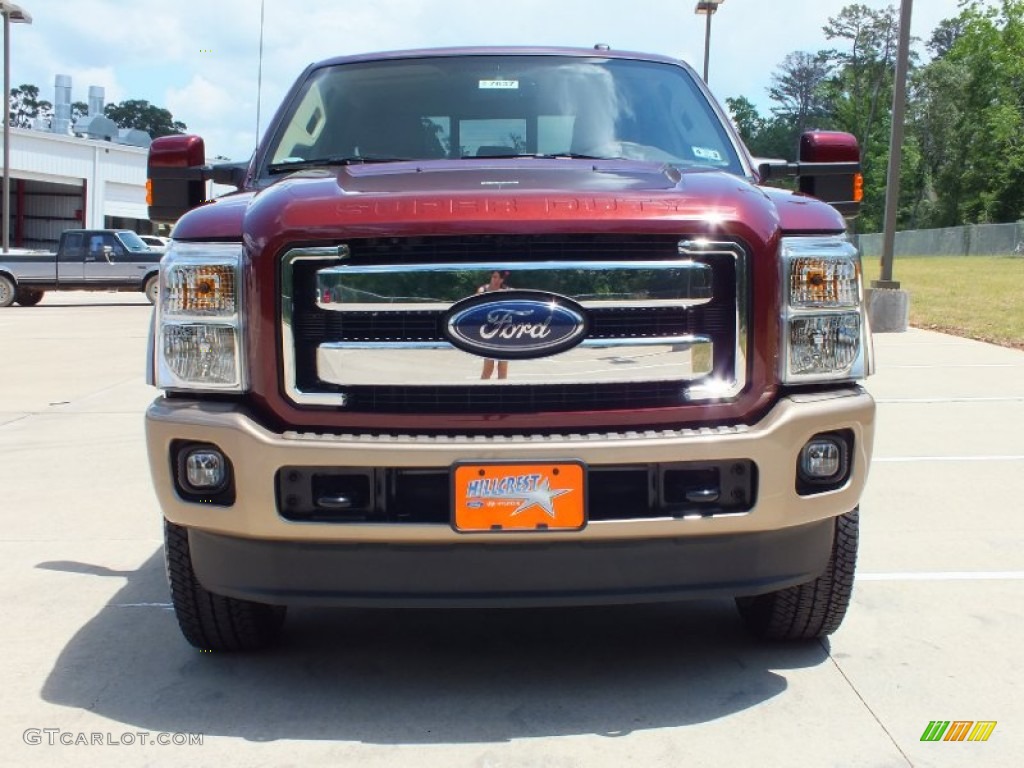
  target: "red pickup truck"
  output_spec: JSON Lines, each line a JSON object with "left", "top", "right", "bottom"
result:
{"left": 145, "top": 46, "right": 874, "bottom": 651}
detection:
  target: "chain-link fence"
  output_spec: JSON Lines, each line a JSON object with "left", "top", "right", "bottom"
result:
{"left": 856, "top": 221, "right": 1024, "bottom": 257}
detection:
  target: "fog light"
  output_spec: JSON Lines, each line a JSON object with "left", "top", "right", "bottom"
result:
{"left": 184, "top": 449, "right": 227, "bottom": 490}
{"left": 800, "top": 438, "right": 842, "bottom": 480}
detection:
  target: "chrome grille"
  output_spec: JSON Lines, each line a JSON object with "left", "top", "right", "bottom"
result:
{"left": 281, "top": 235, "right": 747, "bottom": 413}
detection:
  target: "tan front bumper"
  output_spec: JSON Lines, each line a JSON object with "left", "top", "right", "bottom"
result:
{"left": 145, "top": 387, "right": 874, "bottom": 543}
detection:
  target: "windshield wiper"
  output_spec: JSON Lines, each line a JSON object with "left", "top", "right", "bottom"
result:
{"left": 460, "top": 152, "right": 614, "bottom": 161}
{"left": 267, "top": 155, "right": 411, "bottom": 174}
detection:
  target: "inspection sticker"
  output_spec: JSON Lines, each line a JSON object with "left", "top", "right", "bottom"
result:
{"left": 479, "top": 79, "right": 519, "bottom": 89}
{"left": 692, "top": 146, "right": 723, "bottom": 161}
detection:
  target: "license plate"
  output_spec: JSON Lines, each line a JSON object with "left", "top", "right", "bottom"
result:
{"left": 452, "top": 461, "right": 586, "bottom": 532}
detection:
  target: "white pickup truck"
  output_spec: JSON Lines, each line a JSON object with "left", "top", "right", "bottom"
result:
{"left": 0, "top": 229, "right": 162, "bottom": 307}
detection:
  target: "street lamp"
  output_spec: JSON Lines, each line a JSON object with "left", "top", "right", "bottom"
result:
{"left": 2, "top": 1, "right": 32, "bottom": 254}
{"left": 694, "top": 0, "right": 726, "bottom": 84}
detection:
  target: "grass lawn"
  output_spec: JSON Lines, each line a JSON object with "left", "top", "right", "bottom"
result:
{"left": 871, "top": 256, "right": 1024, "bottom": 349}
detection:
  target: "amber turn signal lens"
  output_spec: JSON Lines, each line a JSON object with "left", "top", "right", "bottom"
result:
{"left": 164, "top": 263, "right": 237, "bottom": 315}
{"left": 789, "top": 257, "right": 859, "bottom": 308}
{"left": 853, "top": 173, "right": 864, "bottom": 203}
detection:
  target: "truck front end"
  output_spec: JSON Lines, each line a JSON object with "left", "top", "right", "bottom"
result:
{"left": 145, "top": 48, "right": 874, "bottom": 650}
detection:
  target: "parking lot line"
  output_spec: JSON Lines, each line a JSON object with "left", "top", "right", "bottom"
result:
{"left": 858, "top": 571, "right": 1024, "bottom": 581}
{"left": 874, "top": 455, "right": 1024, "bottom": 462}
{"left": 875, "top": 396, "right": 1024, "bottom": 403}
{"left": 884, "top": 363, "right": 1022, "bottom": 369}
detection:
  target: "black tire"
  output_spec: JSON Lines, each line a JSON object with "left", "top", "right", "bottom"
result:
{"left": 164, "top": 519, "right": 287, "bottom": 651}
{"left": 736, "top": 508, "right": 859, "bottom": 641}
{"left": 15, "top": 288, "right": 44, "bottom": 306}
{"left": 0, "top": 275, "right": 16, "bottom": 308}
{"left": 144, "top": 274, "right": 159, "bottom": 304}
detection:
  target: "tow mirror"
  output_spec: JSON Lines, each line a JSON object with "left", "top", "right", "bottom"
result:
{"left": 147, "top": 135, "right": 209, "bottom": 223}
{"left": 758, "top": 131, "right": 863, "bottom": 218}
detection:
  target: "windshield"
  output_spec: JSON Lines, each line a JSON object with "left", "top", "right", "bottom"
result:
{"left": 116, "top": 231, "right": 150, "bottom": 252}
{"left": 265, "top": 55, "right": 743, "bottom": 174}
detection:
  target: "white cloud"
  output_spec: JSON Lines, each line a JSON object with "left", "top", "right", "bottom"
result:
{"left": 166, "top": 76, "right": 233, "bottom": 124}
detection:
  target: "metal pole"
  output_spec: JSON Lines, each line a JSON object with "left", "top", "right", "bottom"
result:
{"left": 703, "top": 9, "right": 713, "bottom": 82}
{"left": 3, "top": 11, "right": 11, "bottom": 253}
{"left": 876, "top": 0, "right": 913, "bottom": 289}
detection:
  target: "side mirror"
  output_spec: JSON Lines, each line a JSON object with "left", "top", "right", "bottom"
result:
{"left": 758, "top": 130, "right": 863, "bottom": 218}
{"left": 798, "top": 131, "right": 862, "bottom": 218}
{"left": 147, "top": 135, "right": 209, "bottom": 223}
{"left": 102, "top": 245, "right": 114, "bottom": 263}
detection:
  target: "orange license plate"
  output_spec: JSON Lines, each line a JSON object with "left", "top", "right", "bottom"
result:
{"left": 452, "top": 461, "right": 586, "bottom": 532}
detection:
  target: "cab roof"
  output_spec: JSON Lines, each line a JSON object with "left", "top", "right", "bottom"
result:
{"left": 310, "top": 46, "right": 690, "bottom": 71}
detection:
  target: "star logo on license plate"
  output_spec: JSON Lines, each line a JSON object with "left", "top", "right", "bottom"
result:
{"left": 510, "top": 478, "right": 571, "bottom": 518}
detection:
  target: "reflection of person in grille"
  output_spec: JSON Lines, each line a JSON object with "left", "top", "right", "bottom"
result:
{"left": 478, "top": 271, "right": 510, "bottom": 380}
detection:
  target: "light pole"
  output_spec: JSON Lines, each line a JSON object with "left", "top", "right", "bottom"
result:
{"left": 2, "top": 0, "right": 32, "bottom": 254}
{"left": 877, "top": 0, "right": 913, "bottom": 290}
{"left": 694, "top": 0, "right": 726, "bottom": 84}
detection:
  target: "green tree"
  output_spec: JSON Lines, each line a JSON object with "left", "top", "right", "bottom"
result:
{"left": 920, "top": 0, "right": 1024, "bottom": 224}
{"left": 927, "top": 16, "right": 969, "bottom": 58}
{"left": 823, "top": 3, "right": 901, "bottom": 153}
{"left": 7, "top": 84, "right": 53, "bottom": 128}
{"left": 907, "top": 56, "right": 968, "bottom": 226}
{"left": 726, "top": 95, "right": 764, "bottom": 141}
{"left": 768, "top": 51, "right": 835, "bottom": 152}
{"left": 725, "top": 96, "right": 797, "bottom": 161}
{"left": 821, "top": 3, "right": 907, "bottom": 231}
{"left": 103, "top": 99, "right": 186, "bottom": 138}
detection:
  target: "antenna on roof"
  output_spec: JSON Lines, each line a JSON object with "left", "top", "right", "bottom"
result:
{"left": 255, "top": 0, "right": 266, "bottom": 153}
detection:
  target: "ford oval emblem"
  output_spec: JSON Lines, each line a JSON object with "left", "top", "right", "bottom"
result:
{"left": 444, "top": 290, "right": 589, "bottom": 360}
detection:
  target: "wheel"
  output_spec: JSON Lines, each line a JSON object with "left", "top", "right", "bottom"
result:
{"left": 0, "top": 275, "right": 16, "bottom": 307}
{"left": 144, "top": 274, "right": 159, "bottom": 304}
{"left": 735, "top": 508, "right": 859, "bottom": 641}
{"left": 164, "top": 519, "right": 287, "bottom": 651}
{"left": 14, "top": 288, "right": 44, "bottom": 306}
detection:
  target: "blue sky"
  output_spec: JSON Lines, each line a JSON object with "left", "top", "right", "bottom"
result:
{"left": 9, "top": 0, "right": 968, "bottom": 160}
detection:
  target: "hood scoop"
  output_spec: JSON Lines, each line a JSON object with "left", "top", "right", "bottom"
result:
{"left": 335, "top": 159, "right": 683, "bottom": 194}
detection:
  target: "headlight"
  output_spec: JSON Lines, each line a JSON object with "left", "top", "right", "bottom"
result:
{"left": 155, "top": 242, "right": 247, "bottom": 392}
{"left": 780, "top": 236, "right": 873, "bottom": 383}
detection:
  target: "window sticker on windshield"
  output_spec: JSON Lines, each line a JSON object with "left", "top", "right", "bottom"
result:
{"left": 692, "top": 146, "right": 723, "bottom": 162}
{"left": 479, "top": 79, "right": 519, "bottom": 90}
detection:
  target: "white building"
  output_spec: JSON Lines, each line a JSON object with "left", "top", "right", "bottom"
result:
{"left": 2, "top": 125, "right": 154, "bottom": 250}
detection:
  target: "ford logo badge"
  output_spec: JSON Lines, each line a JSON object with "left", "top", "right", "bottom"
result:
{"left": 444, "top": 290, "right": 589, "bottom": 360}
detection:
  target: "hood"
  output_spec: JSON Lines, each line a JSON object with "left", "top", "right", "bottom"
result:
{"left": 314, "top": 158, "right": 685, "bottom": 194}
{"left": 172, "top": 159, "right": 846, "bottom": 243}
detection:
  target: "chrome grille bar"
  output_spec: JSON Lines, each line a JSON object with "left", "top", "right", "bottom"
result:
{"left": 316, "top": 260, "right": 714, "bottom": 311}
{"left": 316, "top": 336, "right": 713, "bottom": 387}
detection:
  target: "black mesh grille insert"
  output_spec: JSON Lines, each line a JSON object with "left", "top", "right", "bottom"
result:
{"left": 345, "top": 233, "right": 688, "bottom": 263}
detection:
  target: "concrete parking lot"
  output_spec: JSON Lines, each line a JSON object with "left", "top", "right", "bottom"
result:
{"left": 1, "top": 291, "right": 1021, "bottom": 767}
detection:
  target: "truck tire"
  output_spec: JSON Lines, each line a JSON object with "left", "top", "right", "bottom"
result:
{"left": 735, "top": 508, "right": 859, "bottom": 641}
{"left": 0, "top": 275, "right": 16, "bottom": 307}
{"left": 15, "top": 288, "right": 44, "bottom": 306}
{"left": 144, "top": 274, "right": 159, "bottom": 304}
{"left": 164, "top": 519, "right": 287, "bottom": 651}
